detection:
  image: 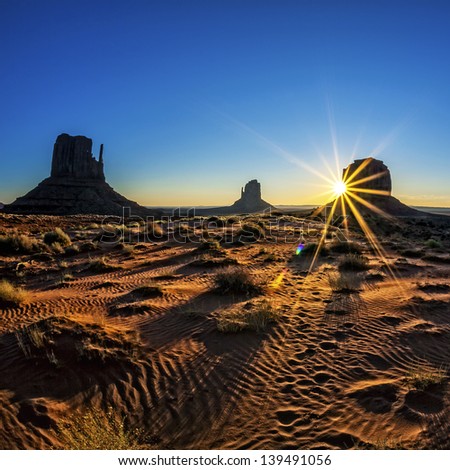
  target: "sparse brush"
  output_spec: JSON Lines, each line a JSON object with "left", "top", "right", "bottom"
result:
{"left": 79, "top": 241, "right": 98, "bottom": 252}
{"left": 56, "top": 406, "right": 145, "bottom": 450}
{"left": 191, "top": 253, "right": 238, "bottom": 267}
{"left": 216, "top": 300, "right": 280, "bottom": 333}
{"left": 64, "top": 245, "right": 80, "bottom": 256}
{"left": 425, "top": 238, "right": 441, "bottom": 249}
{"left": 237, "top": 223, "right": 265, "bottom": 243}
{"left": 131, "top": 284, "right": 164, "bottom": 297}
{"left": 14, "top": 314, "right": 141, "bottom": 365}
{"left": 405, "top": 366, "right": 447, "bottom": 391}
{"left": 298, "top": 242, "right": 329, "bottom": 256}
{"left": 44, "top": 228, "right": 71, "bottom": 247}
{"left": 215, "top": 267, "right": 263, "bottom": 295}
{"left": 339, "top": 253, "right": 370, "bottom": 271}
{"left": 198, "top": 239, "right": 222, "bottom": 252}
{"left": 88, "top": 257, "right": 119, "bottom": 273}
{"left": 329, "top": 240, "right": 363, "bottom": 254}
{"left": 327, "top": 272, "right": 362, "bottom": 293}
{"left": 0, "top": 279, "right": 28, "bottom": 306}
{"left": 0, "top": 231, "right": 40, "bottom": 255}
{"left": 146, "top": 222, "right": 164, "bottom": 239}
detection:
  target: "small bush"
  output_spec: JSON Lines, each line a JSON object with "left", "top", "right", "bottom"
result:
{"left": 216, "top": 300, "right": 279, "bottom": 333}
{"left": 215, "top": 267, "right": 263, "bottom": 295}
{"left": 64, "top": 245, "right": 80, "bottom": 256}
{"left": 339, "top": 254, "right": 370, "bottom": 271}
{"left": 0, "top": 279, "right": 28, "bottom": 306}
{"left": 44, "top": 228, "right": 71, "bottom": 247}
{"left": 237, "top": 223, "right": 265, "bottom": 243}
{"left": 131, "top": 284, "right": 164, "bottom": 298}
{"left": 56, "top": 406, "right": 144, "bottom": 450}
{"left": 0, "top": 232, "right": 40, "bottom": 255}
{"left": 327, "top": 272, "right": 362, "bottom": 293}
{"left": 146, "top": 222, "right": 164, "bottom": 240}
{"left": 425, "top": 239, "right": 441, "bottom": 249}
{"left": 405, "top": 366, "right": 447, "bottom": 391}
{"left": 79, "top": 241, "right": 98, "bottom": 252}
{"left": 329, "top": 240, "right": 363, "bottom": 254}
{"left": 88, "top": 257, "right": 119, "bottom": 273}
{"left": 191, "top": 253, "right": 238, "bottom": 267}
{"left": 297, "top": 242, "right": 329, "bottom": 256}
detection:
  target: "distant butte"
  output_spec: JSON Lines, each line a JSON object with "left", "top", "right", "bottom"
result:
{"left": 197, "top": 179, "right": 276, "bottom": 215}
{"left": 5, "top": 133, "right": 154, "bottom": 216}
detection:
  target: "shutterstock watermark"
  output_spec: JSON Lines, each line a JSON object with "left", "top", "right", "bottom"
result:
{"left": 95, "top": 207, "right": 350, "bottom": 247}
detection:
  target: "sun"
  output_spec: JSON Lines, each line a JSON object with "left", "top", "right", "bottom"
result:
{"left": 333, "top": 180, "right": 347, "bottom": 197}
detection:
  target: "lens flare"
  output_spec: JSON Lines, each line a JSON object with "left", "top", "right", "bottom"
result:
{"left": 333, "top": 180, "right": 347, "bottom": 197}
{"left": 295, "top": 243, "right": 305, "bottom": 255}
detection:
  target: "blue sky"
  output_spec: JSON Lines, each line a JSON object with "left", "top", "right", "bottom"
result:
{"left": 1, "top": 0, "right": 450, "bottom": 206}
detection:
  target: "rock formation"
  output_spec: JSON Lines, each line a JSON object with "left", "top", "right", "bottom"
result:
{"left": 329, "top": 157, "right": 426, "bottom": 217}
{"left": 5, "top": 133, "right": 153, "bottom": 216}
{"left": 343, "top": 158, "right": 392, "bottom": 195}
{"left": 196, "top": 179, "right": 275, "bottom": 215}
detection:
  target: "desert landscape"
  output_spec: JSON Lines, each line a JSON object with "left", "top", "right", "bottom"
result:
{"left": 1, "top": 1, "right": 450, "bottom": 454}
{"left": 1, "top": 160, "right": 449, "bottom": 449}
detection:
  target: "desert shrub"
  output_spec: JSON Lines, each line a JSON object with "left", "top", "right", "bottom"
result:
{"left": 237, "top": 223, "right": 265, "bottom": 243}
{"left": 425, "top": 239, "right": 441, "bottom": 249}
{"left": 79, "top": 241, "right": 98, "bottom": 252}
{"left": 146, "top": 222, "right": 164, "bottom": 240}
{"left": 329, "top": 240, "right": 363, "bottom": 254}
{"left": 0, "top": 279, "right": 28, "bottom": 306}
{"left": 88, "top": 257, "right": 119, "bottom": 273}
{"left": 327, "top": 272, "right": 362, "bottom": 293}
{"left": 0, "top": 232, "right": 40, "bottom": 255}
{"left": 215, "top": 267, "right": 263, "bottom": 295}
{"left": 203, "top": 216, "right": 225, "bottom": 228}
{"left": 131, "top": 284, "right": 164, "bottom": 298}
{"left": 191, "top": 253, "right": 238, "bottom": 267}
{"left": 56, "top": 406, "right": 144, "bottom": 450}
{"left": 50, "top": 242, "right": 65, "bottom": 254}
{"left": 405, "top": 366, "right": 447, "bottom": 391}
{"left": 339, "top": 254, "right": 370, "bottom": 271}
{"left": 197, "top": 239, "right": 222, "bottom": 252}
{"left": 298, "top": 242, "right": 329, "bottom": 256}
{"left": 216, "top": 300, "right": 279, "bottom": 333}
{"left": 15, "top": 314, "right": 140, "bottom": 365}
{"left": 64, "top": 245, "right": 80, "bottom": 256}
{"left": 44, "top": 228, "right": 71, "bottom": 247}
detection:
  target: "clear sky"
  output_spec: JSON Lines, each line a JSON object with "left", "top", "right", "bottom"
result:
{"left": 1, "top": 0, "right": 450, "bottom": 207}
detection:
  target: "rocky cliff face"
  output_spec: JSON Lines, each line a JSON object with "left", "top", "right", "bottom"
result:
{"left": 325, "top": 157, "right": 425, "bottom": 217}
{"left": 51, "top": 133, "right": 105, "bottom": 180}
{"left": 343, "top": 157, "right": 392, "bottom": 194}
{"left": 6, "top": 134, "right": 152, "bottom": 216}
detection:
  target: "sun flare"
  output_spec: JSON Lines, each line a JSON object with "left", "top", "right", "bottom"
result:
{"left": 333, "top": 180, "right": 347, "bottom": 197}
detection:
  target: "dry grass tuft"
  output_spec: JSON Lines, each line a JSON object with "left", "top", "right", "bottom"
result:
{"left": 215, "top": 266, "right": 263, "bottom": 295}
{"left": 327, "top": 272, "right": 362, "bottom": 293}
{"left": 0, "top": 231, "right": 40, "bottom": 255}
{"left": 405, "top": 366, "right": 447, "bottom": 391}
{"left": 338, "top": 253, "right": 370, "bottom": 271}
{"left": 216, "top": 300, "right": 280, "bottom": 333}
{"left": 44, "top": 228, "right": 71, "bottom": 247}
{"left": 0, "top": 279, "right": 28, "bottom": 306}
{"left": 15, "top": 314, "right": 141, "bottom": 366}
{"left": 88, "top": 257, "right": 120, "bottom": 273}
{"left": 56, "top": 406, "right": 145, "bottom": 450}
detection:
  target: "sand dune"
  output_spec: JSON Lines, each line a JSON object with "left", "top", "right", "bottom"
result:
{"left": 0, "top": 214, "right": 449, "bottom": 449}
